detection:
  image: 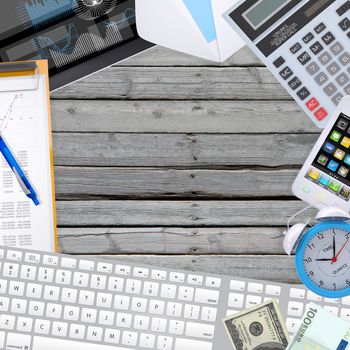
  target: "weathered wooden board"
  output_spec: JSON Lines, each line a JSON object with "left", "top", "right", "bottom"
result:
{"left": 52, "top": 133, "right": 317, "bottom": 167}
{"left": 58, "top": 227, "right": 285, "bottom": 255}
{"left": 56, "top": 200, "right": 316, "bottom": 227}
{"left": 51, "top": 67, "right": 291, "bottom": 100}
{"left": 66, "top": 254, "right": 300, "bottom": 284}
{"left": 54, "top": 167, "right": 298, "bottom": 199}
{"left": 51, "top": 100, "right": 318, "bottom": 133}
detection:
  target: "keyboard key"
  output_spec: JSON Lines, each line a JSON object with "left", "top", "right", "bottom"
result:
{"left": 11, "top": 298, "right": 27, "bottom": 314}
{"left": 134, "top": 315, "right": 150, "bottom": 331}
{"left": 97, "top": 262, "right": 113, "bottom": 274}
{"left": 149, "top": 299, "right": 165, "bottom": 315}
{"left": 90, "top": 274, "right": 107, "bottom": 290}
{"left": 187, "top": 274, "right": 203, "bottom": 286}
{"left": 205, "top": 277, "right": 221, "bottom": 288}
{"left": 115, "top": 265, "right": 131, "bottom": 276}
{"left": 336, "top": 73, "right": 349, "bottom": 86}
{"left": 247, "top": 282, "right": 263, "bottom": 294}
{"left": 339, "top": 17, "right": 350, "bottom": 31}
{"left": 297, "top": 52, "right": 311, "bottom": 65}
{"left": 151, "top": 317, "right": 167, "bottom": 333}
{"left": 339, "top": 52, "right": 350, "bottom": 66}
{"left": 7, "top": 250, "right": 22, "bottom": 261}
{"left": 151, "top": 270, "right": 167, "bottom": 281}
{"left": 288, "top": 76, "right": 302, "bottom": 90}
{"left": 122, "top": 330, "right": 138, "bottom": 346}
{"left": 303, "top": 32, "right": 314, "bottom": 43}
{"left": 297, "top": 87, "right": 310, "bottom": 100}
{"left": 319, "top": 52, "right": 331, "bottom": 65}
{"left": 343, "top": 296, "right": 350, "bottom": 305}
{"left": 331, "top": 42, "right": 344, "bottom": 56}
{"left": 327, "top": 62, "right": 341, "bottom": 75}
{"left": 166, "top": 302, "right": 182, "bottom": 317}
{"left": 169, "top": 320, "right": 185, "bottom": 335}
{"left": 79, "top": 290, "right": 95, "bottom": 305}
{"left": 324, "top": 82, "right": 337, "bottom": 96}
{"left": 321, "top": 31, "right": 335, "bottom": 45}
{"left": 314, "top": 108, "right": 328, "bottom": 121}
{"left": 43, "top": 255, "right": 58, "bottom": 267}
{"left": 315, "top": 72, "right": 328, "bottom": 85}
{"left": 310, "top": 41, "right": 323, "bottom": 55}
{"left": 169, "top": 272, "right": 185, "bottom": 283}
{"left": 195, "top": 288, "right": 219, "bottom": 305}
{"left": 201, "top": 307, "right": 217, "bottom": 322}
{"left": 245, "top": 295, "right": 262, "bottom": 308}
{"left": 24, "top": 252, "right": 40, "bottom": 264}
{"left": 38, "top": 267, "right": 54, "bottom": 283}
{"left": 0, "top": 314, "right": 15, "bottom": 330}
{"left": 114, "top": 295, "right": 130, "bottom": 311}
{"left": 56, "top": 270, "right": 72, "bottom": 285}
{"left": 79, "top": 260, "right": 95, "bottom": 271}
{"left": 290, "top": 43, "right": 302, "bottom": 54}
{"left": 341, "top": 308, "right": 350, "bottom": 321}
{"left": 286, "top": 318, "right": 302, "bottom": 333}
{"left": 9, "top": 281, "right": 24, "bottom": 296}
{"left": 63, "top": 306, "right": 79, "bottom": 321}
{"left": 86, "top": 326, "right": 103, "bottom": 341}
{"left": 307, "top": 290, "right": 322, "bottom": 302}
{"left": 116, "top": 312, "right": 132, "bottom": 328}
{"left": 184, "top": 304, "right": 200, "bottom": 320}
{"left": 289, "top": 288, "right": 305, "bottom": 299}
{"left": 306, "top": 61, "right": 320, "bottom": 75}
{"left": 81, "top": 308, "right": 97, "bottom": 323}
{"left": 143, "top": 281, "right": 159, "bottom": 297}
{"left": 133, "top": 267, "right": 149, "bottom": 279}
{"left": 17, "top": 317, "right": 33, "bottom": 333}
{"left": 174, "top": 338, "right": 212, "bottom": 350}
{"left": 96, "top": 292, "right": 113, "bottom": 308}
{"left": 61, "top": 257, "right": 77, "bottom": 269}
{"left": 185, "top": 322, "right": 215, "bottom": 339}
{"left": 61, "top": 288, "right": 77, "bottom": 303}
{"left": 20, "top": 265, "right": 36, "bottom": 280}
{"left": 46, "top": 303, "right": 62, "bottom": 319}
{"left": 273, "top": 56, "right": 285, "bottom": 68}
{"left": 314, "top": 23, "right": 326, "bottom": 34}
{"left": 26, "top": 283, "right": 42, "bottom": 299}
{"left": 98, "top": 310, "right": 115, "bottom": 326}
{"left": 157, "top": 336, "right": 173, "bottom": 350}
{"left": 279, "top": 67, "right": 293, "bottom": 80}
{"left": 6, "top": 333, "right": 31, "bottom": 350}
{"left": 324, "top": 306, "right": 339, "bottom": 316}
{"left": 131, "top": 297, "right": 148, "bottom": 313}
{"left": 69, "top": 324, "right": 85, "bottom": 340}
{"left": 52, "top": 322, "right": 68, "bottom": 337}
{"left": 287, "top": 301, "right": 304, "bottom": 317}
{"left": 73, "top": 272, "right": 89, "bottom": 288}
{"left": 228, "top": 293, "right": 244, "bottom": 308}
{"left": 139, "top": 333, "right": 155, "bottom": 348}
{"left": 178, "top": 286, "right": 194, "bottom": 301}
{"left": 28, "top": 301, "right": 44, "bottom": 316}
{"left": 3, "top": 263, "right": 19, "bottom": 278}
{"left": 230, "top": 280, "right": 245, "bottom": 291}
{"left": 108, "top": 277, "right": 124, "bottom": 292}
{"left": 0, "top": 297, "right": 9, "bottom": 312}
{"left": 160, "top": 284, "right": 177, "bottom": 299}
{"left": 265, "top": 285, "right": 281, "bottom": 296}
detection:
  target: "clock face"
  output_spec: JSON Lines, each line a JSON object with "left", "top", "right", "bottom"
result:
{"left": 302, "top": 226, "right": 350, "bottom": 294}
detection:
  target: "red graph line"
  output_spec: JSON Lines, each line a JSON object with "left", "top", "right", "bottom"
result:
{"left": 0, "top": 94, "right": 23, "bottom": 131}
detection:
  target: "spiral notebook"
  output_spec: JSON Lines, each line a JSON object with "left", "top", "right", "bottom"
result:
{"left": 0, "top": 60, "right": 57, "bottom": 252}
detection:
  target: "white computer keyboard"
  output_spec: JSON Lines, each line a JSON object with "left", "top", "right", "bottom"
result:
{"left": 0, "top": 246, "right": 349, "bottom": 350}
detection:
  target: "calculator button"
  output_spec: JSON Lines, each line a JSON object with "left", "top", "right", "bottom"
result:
{"left": 306, "top": 62, "right": 320, "bottom": 75}
{"left": 303, "top": 32, "right": 314, "bottom": 44}
{"left": 310, "top": 42, "right": 323, "bottom": 55}
{"left": 339, "top": 17, "right": 350, "bottom": 31}
{"left": 336, "top": 73, "right": 349, "bottom": 86}
{"left": 305, "top": 98, "right": 319, "bottom": 111}
{"left": 330, "top": 42, "right": 344, "bottom": 56}
{"left": 314, "top": 72, "right": 329, "bottom": 85}
{"left": 288, "top": 76, "right": 302, "bottom": 90}
{"left": 314, "top": 108, "right": 328, "bottom": 121}
{"left": 314, "top": 23, "right": 326, "bottom": 34}
{"left": 339, "top": 52, "right": 350, "bottom": 66}
{"left": 348, "top": 32, "right": 350, "bottom": 39}
{"left": 297, "top": 87, "right": 310, "bottom": 100}
{"left": 332, "top": 93, "right": 344, "bottom": 106}
{"left": 297, "top": 52, "right": 311, "bottom": 65}
{"left": 327, "top": 62, "right": 341, "bottom": 75}
{"left": 273, "top": 56, "right": 285, "bottom": 68}
{"left": 324, "top": 83, "right": 337, "bottom": 96}
{"left": 279, "top": 67, "right": 293, "bottom": 80}
{"left": 344, "top": 83, "right": 350, "bottom": 94}
{"left": 337, "top": 1, "right": 350, "bottom": 16}
{"left": 321, "top": 32, "right": 335, "bottom": 45}
{"left": 319, "top": 52, "right": 332, "bottom": 65}
{"left": 290, "top": 43, "right": 302, "bottom": 54}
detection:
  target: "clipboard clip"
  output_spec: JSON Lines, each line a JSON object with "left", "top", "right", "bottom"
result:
{"left": 0, "top": 61, "right": 39, "bottom": 92}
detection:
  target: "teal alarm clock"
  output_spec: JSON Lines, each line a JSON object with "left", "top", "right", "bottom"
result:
{"left": 283, "top": 207, "right": 350, "bottom": 298}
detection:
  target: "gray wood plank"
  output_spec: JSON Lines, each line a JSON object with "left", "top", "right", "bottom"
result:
{"left": 52, "top": 67, "right": 290, "bottom": 100}
{"left": 58, "top": 227, "right": 285, "bottom": 255}
{"left": 119, "top": 46, "right": 263, "bottom": 67}
{"left": 56, "top": 200, "right": 315, "bottom": 227}
{"left": 52, "top": 133, "right": 317, "bottom": 167}
{"left": 63, "top": 254, "right": 299, "bottom": 284}
{"left": 54, "top": 167, "right": 298, "bottom": 198}
{"left": 51, "top": 100, "right": 317, "bottom": 133}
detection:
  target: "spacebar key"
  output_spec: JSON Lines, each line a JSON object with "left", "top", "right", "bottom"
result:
{"left": 33, "top": 336, "right": 134, "bottom": 350}
{"left": 174, "top": 338, "right": 212, "bottom": 350}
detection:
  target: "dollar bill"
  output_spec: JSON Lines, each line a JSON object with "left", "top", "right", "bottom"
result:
{"left": 223, "top": 299, "right": 290, "bottom": 350}
{"left": 287, "top": 303, "right": 350, "bottom": 350}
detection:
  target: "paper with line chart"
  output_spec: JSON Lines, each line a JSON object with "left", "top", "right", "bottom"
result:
{"left": 0, "top": 72, "right": 56, "bottom": 251}
{"left": 0, "top": 0, "right": 137, "bottom": 75}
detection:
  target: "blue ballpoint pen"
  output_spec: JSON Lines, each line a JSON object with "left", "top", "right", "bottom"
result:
{"left": 0, "top": 132, "right": 39, "bottom": 205}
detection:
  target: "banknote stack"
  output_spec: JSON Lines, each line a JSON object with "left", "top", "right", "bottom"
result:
{"left": 287, "top": 303, "right": 350, "bottom": 350}
{"left": 223, "top": 299, "right": 290, "bottom": 350}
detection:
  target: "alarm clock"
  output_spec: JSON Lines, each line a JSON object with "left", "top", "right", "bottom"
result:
{"left": 283, "top": 206, "right": 350, "bottom": 298}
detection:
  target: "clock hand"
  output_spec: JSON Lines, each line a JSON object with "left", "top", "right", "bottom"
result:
{"left": 332, "top": 238, "right": 350, "bottom": 264}
{"left": 333, "top": 235, "right": 336, "bottom": 260}
{"left": 315, "top": 258, "right": 333, "bottom": 261}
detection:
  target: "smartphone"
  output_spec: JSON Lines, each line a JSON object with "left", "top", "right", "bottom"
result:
{"left": 293, "top": 96, "right": 350, "bottom": 210}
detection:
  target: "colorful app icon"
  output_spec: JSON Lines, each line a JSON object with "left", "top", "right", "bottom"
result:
{"left": 307, "top": 168, "right": 320, "bottom": 181}
{"left": 341, "top": 136, "right": 350, "bottom": 148}
{"left": 317, "top": 154, "right": 328, "bottom": 166}
{"left": 323, "top": 142, "right": 336, "bottom": 154}
{"left": 339, "top": 166, "right": 349, "bottom": 177}
{"left": 319, "top": 174, "right": 330, "bottom": 187}
{"left": 328, "top": 160, "right": 339, "bottom": 172}
{"left": 337, "top": 118, "right": 349, "bottom": 131}
{"left": 345, "top": 154, "right": 350, "bottom": 166}
{"left": 329, "top": 180, "right": 341, "bottom": 192}
{"left": 330, "top": 130, "right": 342, "bottom": 142}
{"left": 335, "top": 148, "right": 346, "bottom": 160}
{"left": 340, "top": 187, "right": 350, "bottom": 200}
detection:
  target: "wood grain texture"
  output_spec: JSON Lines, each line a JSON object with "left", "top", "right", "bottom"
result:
{"left": 51, "top": 100, "right": 317, "bottom": 133}
{"left": 53, "top": 133, "right": 317, "bottom": 167}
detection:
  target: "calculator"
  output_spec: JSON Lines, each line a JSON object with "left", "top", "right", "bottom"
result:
{"left": 225, "top": 0, "right": 350, "bottom": 128}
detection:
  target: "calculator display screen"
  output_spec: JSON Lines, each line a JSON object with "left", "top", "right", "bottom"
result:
{"left": 243, "top": 0, "right": 292, "bottom": 29}
{"left": 307, "top": 114, "right": 350, "bottom": 200}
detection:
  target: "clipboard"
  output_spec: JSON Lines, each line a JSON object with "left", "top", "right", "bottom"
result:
{"left": 0, "top": 60, "right": 58, "bottom": 252}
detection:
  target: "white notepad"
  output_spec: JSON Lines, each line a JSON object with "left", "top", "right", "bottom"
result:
{"left": 0, "top": 61, "right": 57, "bottom": 252}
